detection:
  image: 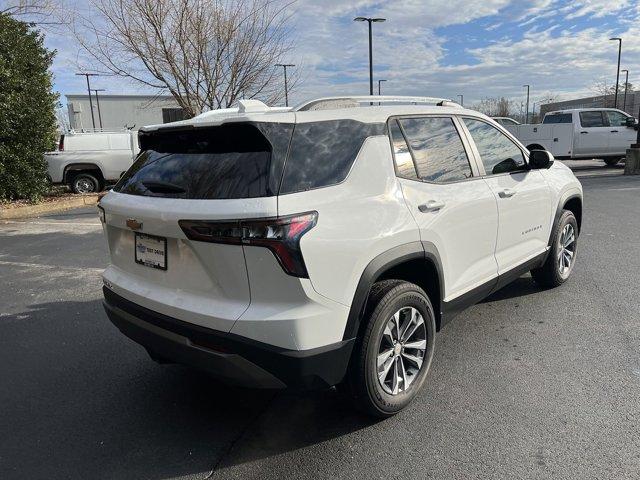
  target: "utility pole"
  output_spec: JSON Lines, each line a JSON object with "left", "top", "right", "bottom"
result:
{"left": 91, "top": 89, "right": 105, "bottom": 129}
{"left": 275, "top": 64, "right": 295, "bottom": 107}
{"left": 457, "top": 94, "right": 464, "bottom": 107}
{"left": 354, "top": 17, "right": 386, "bottom": 96}
{"left": 621, "top": 69, "right": 629, "bottom": 112}
{"left": 523, "top": 84, "right": 530, "bottom": 124}
{"left": 75, "top": 72, "right": 100, "bottom": 129}
{"left": 610, "top": 37, "right": 622, "bottom": 109}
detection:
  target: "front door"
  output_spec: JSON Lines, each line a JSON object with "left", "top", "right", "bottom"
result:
{"left": 388, "top": 116, "right": 499, "bottom": 302}
{"left": 606, "top": 110, "right": 636, "bottom": 156}
{"left": 461, "top": 118, "right": 553, "bottom": 275}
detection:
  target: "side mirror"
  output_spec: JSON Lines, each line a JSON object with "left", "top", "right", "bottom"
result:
{"left": 625, "top": 117, "right": 637, "bottom": 128}
{"left": 529, "top": 149, "right": 554, "bottom": 169}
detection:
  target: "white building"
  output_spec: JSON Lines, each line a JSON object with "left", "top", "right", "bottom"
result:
{"left": 66, "top": 94, "right": 185, "bottom": 131}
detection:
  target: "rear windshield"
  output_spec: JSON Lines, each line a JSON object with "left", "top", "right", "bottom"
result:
{"left": 114, "top": 123, "right": 292, "bottom": 199}
{"left": 114, "top": 120, "right": 384, "bottom": 199}
{"left": 543, "top": 113, "right": 572, "bottom": 124}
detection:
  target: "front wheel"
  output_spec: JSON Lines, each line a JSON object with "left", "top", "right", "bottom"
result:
{"left": 531, "top": 210, "right": 578, "bottom": 288}
{"left": 604, "top": 157, "right": 621, "bottom": 166}
{"left": 345, "top": 280, "right": 436, "bottom": 417}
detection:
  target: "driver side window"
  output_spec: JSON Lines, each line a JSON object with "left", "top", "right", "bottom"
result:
{"left": 463, "top": 118, "right": 526, "bottom": 175}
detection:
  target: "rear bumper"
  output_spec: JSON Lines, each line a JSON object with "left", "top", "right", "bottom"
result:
{"left": 102, "top": 287, "right": 354, "bottom": 389}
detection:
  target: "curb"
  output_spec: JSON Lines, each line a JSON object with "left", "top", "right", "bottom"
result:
{"left": 0, "top": 194, "right": 100, "bottom": 220}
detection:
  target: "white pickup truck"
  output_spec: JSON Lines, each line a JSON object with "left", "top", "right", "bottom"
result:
{"left": 45, "top": 130, "right": 139, "bottom": 193}
{"left": 504, "top": 108, "right": 637, "bottom": 166}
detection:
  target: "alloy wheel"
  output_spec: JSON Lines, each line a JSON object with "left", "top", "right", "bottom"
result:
{"left": 377, "top": 306, "right": 427, "bottom": 395}
{"left": 558, "top": 223, "right": 576, "bottom": 276}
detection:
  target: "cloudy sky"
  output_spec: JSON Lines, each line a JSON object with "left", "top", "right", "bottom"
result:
{"left": 36, "top": 0, "right": 640, "bottom": 109}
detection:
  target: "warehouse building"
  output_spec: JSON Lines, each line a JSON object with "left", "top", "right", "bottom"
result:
{"left": 66, "top": 94, "right": 186, "bottom": 131}
{"left": 541, "top": 91, "right": 639, "bottom": 116}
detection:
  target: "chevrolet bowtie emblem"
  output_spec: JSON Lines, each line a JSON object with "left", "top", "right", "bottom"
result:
{"left": 126, "top": 218, "right": 143, "bottom": 230}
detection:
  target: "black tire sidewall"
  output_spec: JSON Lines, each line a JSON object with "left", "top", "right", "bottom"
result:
{"left": 362, "top": 284, "right": 436, "bottom": 416}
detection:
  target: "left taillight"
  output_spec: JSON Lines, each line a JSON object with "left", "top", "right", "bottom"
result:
{"left": 179, "top": 211, "right": 318, "bottom": 278}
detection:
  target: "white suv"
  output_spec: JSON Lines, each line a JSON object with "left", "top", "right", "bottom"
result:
{"left": 99, "top": 96, "right": 583, "bottom": 417}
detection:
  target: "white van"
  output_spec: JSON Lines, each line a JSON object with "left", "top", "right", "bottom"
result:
{"left": 46, "top": 131, "right": 139, "bottom": 193}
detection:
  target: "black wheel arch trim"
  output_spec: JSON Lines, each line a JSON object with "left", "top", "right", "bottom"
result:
{"left": 342, "top": 241, "right": 445, "bottom": 340}
{"left": 550, "top": 193, "right": 582, "bottom": 247}
{"left": 63, "top": 163, "right": 105, "bottom": 183}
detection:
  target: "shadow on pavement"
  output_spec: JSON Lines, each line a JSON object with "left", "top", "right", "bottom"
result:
{"left": 0, "top": 299, "right": 375, "bottom": 480}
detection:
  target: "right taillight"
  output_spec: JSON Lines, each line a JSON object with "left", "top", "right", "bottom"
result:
{"left": 179, "top": 211, "right": 318, "bottom": 278}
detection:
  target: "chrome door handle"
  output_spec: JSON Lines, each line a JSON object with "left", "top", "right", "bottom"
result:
{"left": 498, "top": 188, "right": 516, "bottom": 198}
{"left": 418, "top": 200, "right": 445, "bottom": 212}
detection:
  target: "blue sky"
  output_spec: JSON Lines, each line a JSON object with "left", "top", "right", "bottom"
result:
{"left": 30, "top": 0, "right": 640, "bottom": 109}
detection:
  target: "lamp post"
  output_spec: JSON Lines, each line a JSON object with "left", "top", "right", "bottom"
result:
{"left": 75, "top": 72, "right": 100, "bottom": 129}
{"left": 275, "top": 63, "right": 295, "bottom": 107}
{"left": 610, "top": 37, "right": 622, "bottom": 109}
{"left": 523, "top": 84, "right": 530, "bottom": 124}
{"left": 91, "top": 89, "right": 105, "bottom": 129}
{"left": 621, "top": 69, "right": 629, "bottom": 113}
{"left": 457, "top": 94, "right": 464, "bottom": 106}
{"left": 354, "top": 16, "right": 386, "bottom": 96}
{"left": 377, "top": 79, "right": 387, "bottom": 95}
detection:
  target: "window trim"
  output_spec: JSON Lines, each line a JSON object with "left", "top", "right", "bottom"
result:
{"left": 458, "top": 115, "right": 530, "bottom": 178}
{"left": 385, "top": 114, "right": 480, "bottom": 185}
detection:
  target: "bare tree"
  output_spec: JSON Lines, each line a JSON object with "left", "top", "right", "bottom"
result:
{"left": 591, "top": 79, "right": 633, "bottom": 107}
{"left": 1, "top": 0, "right": 66, "bottom": 26}
{"left": 472, "top": 97, "right": 514, "bottom": 117}
{"left": 75, "top": 0, "right": 297, "bottom": 117}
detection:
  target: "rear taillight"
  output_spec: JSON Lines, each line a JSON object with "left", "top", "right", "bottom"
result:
{"left": 59, "top": 135, "right": 64, "bottom": 151}
{"left": 179, "top": 212, "right": 318, "bottom": 278}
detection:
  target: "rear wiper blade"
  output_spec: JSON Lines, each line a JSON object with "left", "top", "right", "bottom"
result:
{"left": 141, "top": 181, "right": 186, "bottom": 194}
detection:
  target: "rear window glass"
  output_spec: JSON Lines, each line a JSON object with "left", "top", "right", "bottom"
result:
{"left": 279, "top": 120, "right": 385, "bottom": 194}
{"left": 114, "top": 123, "right": 293, "bottom": 199}
{"left": 543, "top": 113, "right": 573, "bottom": 124}
{"left": 579, "top": 111, "right": 606, "bottom": 128}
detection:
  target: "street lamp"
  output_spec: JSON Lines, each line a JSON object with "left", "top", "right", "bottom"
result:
{"left": 610, "top": 37, "right": 622, "bottom": 109}
{"left": 75, "top": 72, "right": 101, "bottom": 129}
{"left": 354, "top": 16, "right": 386, "bottom": 96}
{"left": 377, "top": 79, "right": 387, "bottom": 95}
{"left": 275, "top": 63, "right": 295, "bottom": 107}
{"left": 523, "top": 84, "right": 530, "bottom": 124}
{"left": 457, "top": 94, "right": 464, "bottom": 107}
{"left": 621, "top": 69, "right": 629, "bottom": 112}
{"left": 91, "top": 89, "right": 105, "bottom": 129}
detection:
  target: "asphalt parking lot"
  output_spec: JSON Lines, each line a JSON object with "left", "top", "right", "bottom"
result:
{"left": 1, "top": 163, "right": 639, "bottom": 479}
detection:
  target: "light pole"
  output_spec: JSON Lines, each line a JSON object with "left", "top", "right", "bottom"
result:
{"left": 610, "top": 37, "right": 622, "bottom": 109}
{"left": 377, "top": 79, "right": 387, "bottom": 95}
{"left": 75, "top": 72, "right": 100, "bottom": 129}
{"left": 621, "top": 69, "right": 629, "bottom": 112}
{"left": 457, "top": 94, "right": 464, "bottom": 106}
{"left": 354, "top": 17, "right": 386, "bottom": 96}
{"left": 523, "top": 84, "right": 530, "bottom": 124}
{"left": 91, "top": 89, "right": 105, "bottom": 129}
{"left": 275, "top": 63, "right": 295, "bottom": 107}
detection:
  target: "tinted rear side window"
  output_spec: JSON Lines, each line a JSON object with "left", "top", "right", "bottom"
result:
{"left": 279, "top": 120, "right": 385, "bottom": 194}
{"left": 543, "top": 113, "right": 573, "bottom": 124}
{"left": 114, "top": 123, "right": 293, "bottom": 199}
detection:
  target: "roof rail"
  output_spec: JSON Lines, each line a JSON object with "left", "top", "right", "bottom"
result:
{"left": 294, "top": 95, "right": 461, "bottom": 111}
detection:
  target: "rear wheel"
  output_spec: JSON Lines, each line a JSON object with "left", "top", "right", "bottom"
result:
{"left": 70, "top": 173, "right": 101, "bottom": 194}
{"left": 344, "top": 280, "right": 436, "bottom": 417}
{"left": 604, "top": 157, "right": 621, "bottom": 166}
{"left": 531, "top": 210, "right": 578, "bottom": 288}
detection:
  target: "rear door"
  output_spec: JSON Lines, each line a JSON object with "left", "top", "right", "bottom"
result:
{"left": 460, "top": 117, "right": 553, "bottom": 275}
{"left": 574, "top": 111, "right": 610, "bottom": 156}
{"left": 100, "top": 119, "right": 294, "bottom": 332}
{"left": 391, "top": 116, "right": 499, "bottom": 302}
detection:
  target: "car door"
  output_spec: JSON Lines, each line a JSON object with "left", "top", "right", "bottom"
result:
{"left": 574, "top": 111, "right": 610, "bottom": 156}
{"left": 460, "top": 117, "right": 553, "bottom": 276}
{"left": 606, "top": 110, "right": 636, "bottom": 155}
{"left": 389, "top": 116, "right": 499, "bottom": 302}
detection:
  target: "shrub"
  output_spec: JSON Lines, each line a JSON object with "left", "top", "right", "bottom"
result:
{"left": 0, "top": 14, "right": 58, "bottom": 202}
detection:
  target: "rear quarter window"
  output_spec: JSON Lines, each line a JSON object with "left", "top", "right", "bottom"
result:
{"left": 543, "top": 113, "right": 573, "bottom": 124}
{"left": 279, "top": 120, "right": 385, "bottom": 194}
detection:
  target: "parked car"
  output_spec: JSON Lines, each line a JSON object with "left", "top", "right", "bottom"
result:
{"left": 99, "top": 96, "right": 583, "bottom": 417}
{"left": 504, "top": 108, "right": 637, "bottom": 166}
{"left": 492, "top": 116, "right": 521, "bottom": 127}
{"left": 45, "top": 130, "right": 139, "bottom": 193}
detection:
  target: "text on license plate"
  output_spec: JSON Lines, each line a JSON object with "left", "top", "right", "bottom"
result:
{"left": 135, "top": 233, "right": 167, "bottom": 270}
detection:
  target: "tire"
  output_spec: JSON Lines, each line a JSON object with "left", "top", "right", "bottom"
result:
{"left": 531, "top": 210, "right": 578, "bottom": 288}
{"left": 344, "top": 280, "right": 436, "bottom": 418}
{"left": 70, "top": 173, "right": 101, "bottom": 194}
{"left": 604, "top": 157, "right": 621, "bottom": 166}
